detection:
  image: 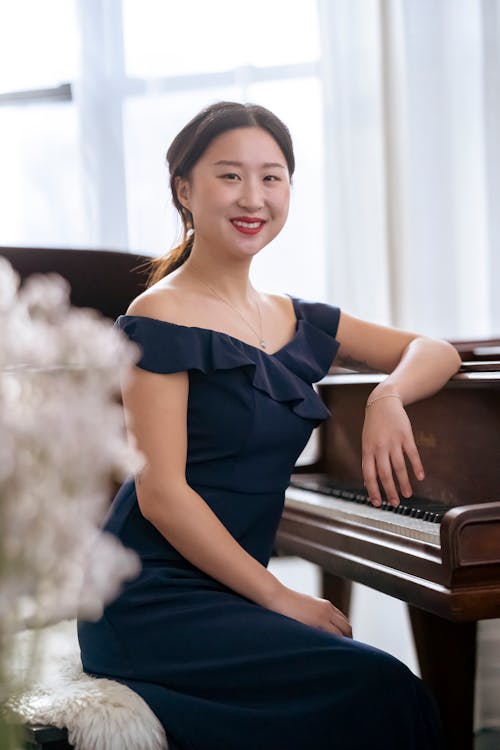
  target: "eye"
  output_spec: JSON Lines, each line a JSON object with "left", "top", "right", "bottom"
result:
{"left": 264, "top": 175, "right": 281, "bottom": 182}
{"left": 220, "top": 173, "right": 240, "bottom": 181}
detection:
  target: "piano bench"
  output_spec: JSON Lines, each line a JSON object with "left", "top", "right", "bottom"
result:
{"left": 9, "top": 620, "right": 167, "bottom": 750}
{"left": 23, "top": 725, "right": 72, "bottom": 749}
{"left": 22, "top": 722, "right": 500, "bottom": 750}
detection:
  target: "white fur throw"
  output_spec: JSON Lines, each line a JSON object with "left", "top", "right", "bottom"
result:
{"left": 6, "top": 619, "right": 168, "bottom": 750}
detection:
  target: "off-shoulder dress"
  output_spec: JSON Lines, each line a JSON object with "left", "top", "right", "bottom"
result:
{"left": 77, "top": 294, "right": 443, "bottom": 750}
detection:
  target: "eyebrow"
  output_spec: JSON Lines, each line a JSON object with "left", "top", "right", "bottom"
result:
{"left": 212, "top": 160, "right": 286, "bottom": 170}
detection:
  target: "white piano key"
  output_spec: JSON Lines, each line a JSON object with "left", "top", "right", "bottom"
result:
{"left": 284, "top": 486, "right": 441, "bottom": 546}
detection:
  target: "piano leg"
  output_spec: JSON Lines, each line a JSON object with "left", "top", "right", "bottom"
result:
{"left": 321, "top": 571, "right": 352, "bottom": 615}
{"left": 408, "top": 605, "right": 477, "bottom": 750}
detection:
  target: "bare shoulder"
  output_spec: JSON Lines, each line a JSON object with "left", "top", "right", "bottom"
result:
{"left": 265, "top": 291, "right": 292, "bottom": 303}
{"left": 126, "top": 279, "right": 190, "bottom": 324}
{"left": 262, "top": 291, "right": 295, "bottom": 315}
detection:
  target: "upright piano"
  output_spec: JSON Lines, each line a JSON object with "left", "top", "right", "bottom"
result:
{"left": 276, "top": 362, "right": 500, "bottom": 750}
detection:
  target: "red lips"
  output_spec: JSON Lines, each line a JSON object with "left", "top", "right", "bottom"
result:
{"left": 230, "top": 217, "right": 266, "bottom": 235}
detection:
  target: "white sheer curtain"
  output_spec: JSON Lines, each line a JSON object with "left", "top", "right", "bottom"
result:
{"left": 0, "top": 0, "right": 327, "bottom": 300}
{"left": 2, "top": 0, "right": 499, "bottom": 338}
{"left": 318, "top": 0, "right": 500, "bottom": 339}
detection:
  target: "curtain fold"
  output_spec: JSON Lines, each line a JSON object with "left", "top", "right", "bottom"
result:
{"left": 318, "top": 0, "right": 499, "bottom": 339}
{"left": 73, "top": 0, "right": 129, "bottom": 249}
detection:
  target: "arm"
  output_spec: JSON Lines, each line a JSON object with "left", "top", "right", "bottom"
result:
{"left": 123, "top": 363, "right": 283, "bottom": 609}
{"left": 336, "top": 313, "right": 462, "bottom": 506}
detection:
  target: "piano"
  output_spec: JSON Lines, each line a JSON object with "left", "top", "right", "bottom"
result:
{"left": 452, "top": 338, "right": 500, "bottom": 362}
{"left": 276, "top": 362, "right": 500, "bottom": 750}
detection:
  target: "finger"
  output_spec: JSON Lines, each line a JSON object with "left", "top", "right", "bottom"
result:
{"left": 404, "top": 436, "right": 425, "bottom": 481}
{"left": 327, "top": 602, "right": 352, "bottom": 637}
{"left": 374, "top": 452, "right": 400, "bottom": 506}
{"left": 362, "top": 453, "right": 382, "bottom": 507}
{"left": 390, "top": 447, "right": 413, "bottom": 499}
{"left": 326, "top": 624, "right": 346, "bottom": 637}
{"left": 331, "top": 606, "right": 351, "bottom": 628}
{"left": 330, "top": 617, "right": 353, "bottom": 639}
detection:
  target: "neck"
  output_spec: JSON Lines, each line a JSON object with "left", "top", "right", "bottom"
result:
{"left": 179, "top": 242, "right": 256, "bottom": 304}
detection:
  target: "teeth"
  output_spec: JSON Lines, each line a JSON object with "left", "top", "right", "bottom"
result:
{"left": 232, "top": 220, "right": 262, "bottom": 229}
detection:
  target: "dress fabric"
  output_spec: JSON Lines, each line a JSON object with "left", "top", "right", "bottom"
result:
{"left": 77, "top": 294, "right": 444, "bottom": 750}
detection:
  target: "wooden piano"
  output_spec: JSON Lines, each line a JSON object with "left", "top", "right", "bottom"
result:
{"left": 276, "top": 362, "right": 500, "bottom": 750}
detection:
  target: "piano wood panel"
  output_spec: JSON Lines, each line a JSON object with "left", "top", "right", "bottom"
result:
{"left": 276, "top": 366, "right": 500, "bottom": 750}
{"left": 318, "top": 373, "right": 500, "bottom": 506}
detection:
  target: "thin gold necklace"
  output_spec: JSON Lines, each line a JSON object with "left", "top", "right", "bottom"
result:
{"left": 195, "top": 277, "right": 267, "bottom": 350}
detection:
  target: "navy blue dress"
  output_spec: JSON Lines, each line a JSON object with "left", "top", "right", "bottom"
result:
{"left": 77, "top": 294, "right": 444, "bottom": 750}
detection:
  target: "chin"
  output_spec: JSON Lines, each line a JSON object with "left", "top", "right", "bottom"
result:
{"left": 240, "top": 230, "right": 279, "bottom": 251}
{"left": 238, "top": 238, "right": 273, "bottom": 257}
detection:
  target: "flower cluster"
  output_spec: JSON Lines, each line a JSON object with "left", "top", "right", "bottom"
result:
{"left": 0, "top": 257, "right": 144, "bottom": 634}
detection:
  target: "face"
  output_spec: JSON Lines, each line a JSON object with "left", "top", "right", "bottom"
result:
{"left": 175, "top": 127, "right": 291, "bottom": 259}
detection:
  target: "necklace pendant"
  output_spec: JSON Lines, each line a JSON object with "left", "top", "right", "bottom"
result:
{"left": 260, "top": 340, "right": 267, "bottom": 349}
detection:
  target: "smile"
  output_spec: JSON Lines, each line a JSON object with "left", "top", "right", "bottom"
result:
{"left": 230, "top": 218, "right": 266, "bottom": 235}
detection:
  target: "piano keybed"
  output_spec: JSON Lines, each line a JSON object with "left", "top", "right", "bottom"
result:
{"left": 287, "top": 476, "right": 449, "bottom": 546}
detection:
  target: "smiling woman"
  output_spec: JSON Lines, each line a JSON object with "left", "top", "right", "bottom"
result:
{"left": 173, "top": 127, "right": 291, "bottom": 265}
{"left": 211, "top": 154, "right": 288, "bottom": 236}
{"left": 145, "top": 102, "right": 295, "bottom": 288}
{"left": 77, "top": 101, "right": 457, "bottom": 750}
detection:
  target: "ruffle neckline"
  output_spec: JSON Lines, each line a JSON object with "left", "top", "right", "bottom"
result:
{"left": 115, "top": 297, "right": 340, "bottom": 426}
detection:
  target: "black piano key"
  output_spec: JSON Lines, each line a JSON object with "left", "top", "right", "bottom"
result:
{"left": 288, "top": 477, "right": 452, "bottom": 522}
{"left": 340, "top": 490, "right": 356, "bottom": 500}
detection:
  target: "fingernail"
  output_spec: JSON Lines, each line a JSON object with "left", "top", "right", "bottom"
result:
{"left": 418, "top": 470, "right": 425, "bottom": 480}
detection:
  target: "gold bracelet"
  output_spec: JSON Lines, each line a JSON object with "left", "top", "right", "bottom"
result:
{"left": 365, "top": 393, "right": 403, "bottom": 408}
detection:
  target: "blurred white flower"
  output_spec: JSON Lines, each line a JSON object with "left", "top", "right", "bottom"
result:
{"left": 0, "top": 258, "right": 144, "bottom": 638}
{"left": 0, "top": 259, "right": 19, "bottom": 314}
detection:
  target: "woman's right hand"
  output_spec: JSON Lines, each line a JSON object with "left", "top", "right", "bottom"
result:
{"left": 268, "top": 586, "right": 352, "bottom": 638}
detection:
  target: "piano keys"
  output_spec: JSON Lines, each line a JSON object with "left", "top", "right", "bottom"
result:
{"left": 276, "top": 363, "right": 500, "bottom": 750}
{"left": 286, "top": 479, "right": 444, "bottom": 543}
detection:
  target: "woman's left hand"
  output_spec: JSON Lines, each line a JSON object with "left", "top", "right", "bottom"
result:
{"left": 361, "top": 396, "right": 425, "bottom": 507}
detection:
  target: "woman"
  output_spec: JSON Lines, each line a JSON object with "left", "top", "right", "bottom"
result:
{"left": 78, "top": 101, "right": 460, "bottom": 749}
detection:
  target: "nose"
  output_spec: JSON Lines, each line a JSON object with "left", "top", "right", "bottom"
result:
{"left": 236, "top": 177, "right": 264, "bottom": 211}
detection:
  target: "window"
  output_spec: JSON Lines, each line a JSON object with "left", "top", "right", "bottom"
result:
{"left": 1, "top": 0, "right": 327, "bottom": 300}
